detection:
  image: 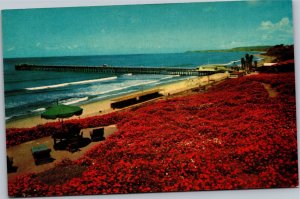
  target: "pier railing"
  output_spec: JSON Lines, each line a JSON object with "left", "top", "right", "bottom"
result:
{"left": 15, "top": 64, "right": 218, "bottom": 76}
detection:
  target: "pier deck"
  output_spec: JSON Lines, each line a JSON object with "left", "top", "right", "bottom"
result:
{"left": 15, "top": 64, "right": 218, "bottom": 76}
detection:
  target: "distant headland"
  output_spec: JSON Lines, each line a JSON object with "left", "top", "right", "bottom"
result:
{"left": 185, "top": 45, "right": 272, "bottom": 53}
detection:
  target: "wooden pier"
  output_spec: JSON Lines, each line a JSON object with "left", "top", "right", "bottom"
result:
{"left": 15, "top": 64, "right": 217, "bottom": 76}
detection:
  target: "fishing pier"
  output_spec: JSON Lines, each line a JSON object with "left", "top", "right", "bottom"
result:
{"left": 15, "top": 64, "right": 218, "bottom": 76}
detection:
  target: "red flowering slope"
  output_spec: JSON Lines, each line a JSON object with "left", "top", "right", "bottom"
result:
{"left": 8, "top": 72, "right": 298, "bottom": 197}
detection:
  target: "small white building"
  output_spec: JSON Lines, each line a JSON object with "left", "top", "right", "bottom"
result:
{"left": 196, "top": 64, "right": 228, "bottom": 72}
{"left": 263, "top": 63, "right": 277, "bottom": 67}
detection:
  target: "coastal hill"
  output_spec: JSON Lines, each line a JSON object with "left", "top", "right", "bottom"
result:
{"left": 263, "top": 44, "right": 294, "bottom": 62}
{"left": 186, "top": 45, "right": 272, "bottom": 53}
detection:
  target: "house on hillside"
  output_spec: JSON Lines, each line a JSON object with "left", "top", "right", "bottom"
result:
{"left": 263, "top": 63, "right": 277, "bottom": 67}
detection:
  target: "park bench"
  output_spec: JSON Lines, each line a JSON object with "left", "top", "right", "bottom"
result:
{"left": 7, "top": 156, "right": 17, "bottom": 172}
{"left": 90, "top": 127, "right": 105, "bottom": 141}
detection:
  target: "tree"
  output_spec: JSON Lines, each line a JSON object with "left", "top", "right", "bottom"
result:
{"left": 249, "top": 54, "right": 254, "bottom": 68}
{"left": 254, "top": 60, "right": 258, "bottom": 68}
{"left": 241, "top": 58, "right": 245, "bottom": 69}
{"left": 242, "top": 53, "right": 254, "bottom": 72}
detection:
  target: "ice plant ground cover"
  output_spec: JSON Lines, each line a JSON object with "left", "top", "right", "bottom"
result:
{"left": 7, "top": 72, "right": 298, "bottom": 197}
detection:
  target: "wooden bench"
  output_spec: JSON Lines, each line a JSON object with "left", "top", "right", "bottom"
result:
{"left": 90, "top": 127, "right": 105, "bottom": 141}
{"left": 7, "top": 156, "right": 17, "bottom": 172}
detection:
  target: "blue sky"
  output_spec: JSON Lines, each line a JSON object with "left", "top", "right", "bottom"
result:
{"left": 2, "top": 0, "right": 294, "bottom": 58}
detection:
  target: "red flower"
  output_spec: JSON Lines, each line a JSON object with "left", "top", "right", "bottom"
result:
{"left": 7, "top": 72, "right": 298, "bottom": 197}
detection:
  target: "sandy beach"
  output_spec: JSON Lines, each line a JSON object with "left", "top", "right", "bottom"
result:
{"left": 255, "top": 53, "right": 276, "bottom": 66}
{"left": 6, "top": 73, "right": 229, "bottom": 129}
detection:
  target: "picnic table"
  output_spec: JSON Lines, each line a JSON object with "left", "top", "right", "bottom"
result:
{"left": 52, "top": 127, "right": 82, "bottom": 145}
{"left": 31, "top": 144, "right": 52, "bottom": 165}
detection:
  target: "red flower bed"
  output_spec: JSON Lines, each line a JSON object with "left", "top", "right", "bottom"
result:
{"left": 274, "top": 59, "right": 294, "bottom": 66}
{"left": 6, "top": 112, "right": 126, "bottom": 148}
{"left": 8, "top": 72, "right": 298, "bottom": 197}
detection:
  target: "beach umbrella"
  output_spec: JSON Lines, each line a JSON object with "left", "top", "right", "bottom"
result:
{"left": 42, "top": 104, "right": 83, "bottom": 147}
{"left": 41, "top": 104, "right": 83, "bottom": 120}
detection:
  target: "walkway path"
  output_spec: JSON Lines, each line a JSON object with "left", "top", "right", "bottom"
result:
{"left": 7, "top": 125, "right": 118, "bottom": 181}
{"left": 262, "top": 83, "right": 278, "bottom": 98}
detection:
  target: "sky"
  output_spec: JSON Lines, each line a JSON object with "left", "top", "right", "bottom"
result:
{"left": 2, "top": 0, "right": 294, "bottom": 58}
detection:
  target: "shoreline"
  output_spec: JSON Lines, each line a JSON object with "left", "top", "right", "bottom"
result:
{"left": 254, "top": 53, "right": 276, "bottom": 66}
{"left": 6, "top": 73, "right": 229, "bottom": 129}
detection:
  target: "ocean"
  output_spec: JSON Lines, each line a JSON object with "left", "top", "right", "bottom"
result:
{"left": 3, "top": 52, "right": 259, "bottom": 121}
